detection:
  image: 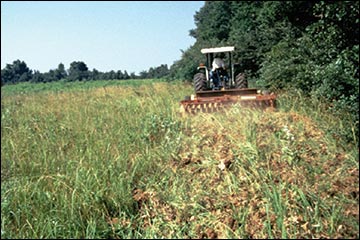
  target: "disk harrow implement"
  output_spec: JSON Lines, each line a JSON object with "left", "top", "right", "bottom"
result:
{"left": 180, "top": 88, "right": 276, "bottom": 115}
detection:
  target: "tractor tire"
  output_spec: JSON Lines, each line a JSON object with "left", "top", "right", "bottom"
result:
{"left": 194, "top": 72, "right": 207, "bottom": 92}
{"left": 235, "top": 73, "right": 248, "bottom": 89}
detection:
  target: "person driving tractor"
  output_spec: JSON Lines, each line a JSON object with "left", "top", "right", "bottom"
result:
{"left": 210, "top": 55, "right": 229, "bottom": 89}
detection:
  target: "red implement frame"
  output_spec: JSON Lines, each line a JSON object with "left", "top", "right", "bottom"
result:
{"left": 180, "top": 88, "right": 276, "bottom": 114}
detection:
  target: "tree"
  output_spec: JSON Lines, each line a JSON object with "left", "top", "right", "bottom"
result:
{"left": 31, "top": 70, "right": 45, "bottom": 83}
{"left": 1, "top": 68, "right": 13, "bottom": 85}
{"left": 107, "top": 70, "right": 115, "bottom": 80}
{"left": 43, "top": 70, "right": 58, "bottom": 83}
{"left": 1, "top": 60, "right": 33, "bottom": 85}
{"left": 190, "top": 1, "right": 232, "bottom": 42}
{"left": 255, "top": 1, "right": 359, "bottom": 144}
{"left": 139, "top": 70, "right": 148, "bottom": 79}
{"left": 67, "top": 61, "right": 89, "bottom": 81}
{"left": 123, "top": 70, "right": 130, "bottom": 80}
{"left": 116, "top": 70, "right": 124, "bottom": 80}
{"left": 89, "top": 68, "right": 100, "bottom": 80}
{"left": 154, "top": 64, "right": 169, "bottom": 78}
{"left": 130, "top": 72, "right": 137, "bottom": 79}
{"left": 54, "top": 63, "right": 67, "bottom": 80}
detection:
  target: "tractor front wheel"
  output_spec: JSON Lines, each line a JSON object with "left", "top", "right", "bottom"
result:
{"left": 194, "top": 73, "right": 207, "bottom": 92}
{"left": 235, "top": 73, "right": 248, "bottom": 89}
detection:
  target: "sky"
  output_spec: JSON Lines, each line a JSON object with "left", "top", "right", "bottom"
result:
{"left": 1, "top": 1, "right": 204, "bottom": 74}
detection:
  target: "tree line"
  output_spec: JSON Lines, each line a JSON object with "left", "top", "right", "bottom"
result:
{"left": 1, "top": 60, "right": 170, "bottom": 85}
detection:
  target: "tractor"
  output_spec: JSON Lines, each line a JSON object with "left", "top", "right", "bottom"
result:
{"left": 180, "top": 46, "right": 276, "bottom": 114}
{"left": 193, "top": 46, "right": 247, "bottom": 91}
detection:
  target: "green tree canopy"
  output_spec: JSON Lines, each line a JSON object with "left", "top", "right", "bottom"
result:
{"left": 1, "top": 60, "right": 33, "bottom": 85}
{"left": 67, "top": 61, "right": 89, "bottom": 81}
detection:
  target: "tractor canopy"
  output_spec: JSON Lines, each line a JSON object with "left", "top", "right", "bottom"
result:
{"left": 200, "top": 46, "right": 235, "bottom": 54}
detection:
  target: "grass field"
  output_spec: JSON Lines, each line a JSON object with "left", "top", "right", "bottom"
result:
{"left": 1, "top": 79, "right": 358, "bottom": 238}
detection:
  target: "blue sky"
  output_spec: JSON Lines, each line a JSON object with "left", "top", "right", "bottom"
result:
{"left": 1, "top": 1, "right": 204, "bottom": 74}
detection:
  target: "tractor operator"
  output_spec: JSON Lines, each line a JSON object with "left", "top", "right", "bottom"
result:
{"left": 210, "top": 56, "right": 228, "bottom": 89}
{"left": 212, "top": 57, "right": 225, "bottom": 71}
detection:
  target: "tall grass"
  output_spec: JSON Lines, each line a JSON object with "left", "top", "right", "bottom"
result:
{"left": 1, "top": 80, "right": 358, "bottom": 238}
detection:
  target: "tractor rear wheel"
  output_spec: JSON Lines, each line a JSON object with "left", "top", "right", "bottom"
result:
{"left": 194, "top": 73, "right": 207, "bottom": 92}
{"left": 235, "top": 73, "right": 248, "bottom": 89}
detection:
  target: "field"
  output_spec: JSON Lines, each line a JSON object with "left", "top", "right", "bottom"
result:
{"left": 1, "top": 79, "right": 359, "bottom": 238}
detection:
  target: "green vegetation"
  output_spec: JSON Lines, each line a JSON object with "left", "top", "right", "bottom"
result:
{"left": 1, "top": 1, "right": 359, "bottom": 237}
{"left": 2, "top": 1, "right": 358, "bottom": 144}
{"left": 0, "top": 78, "right": 166, "bottom": 96}
{"left": 1, "top": 80, "right": 358, "bottom": 238}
